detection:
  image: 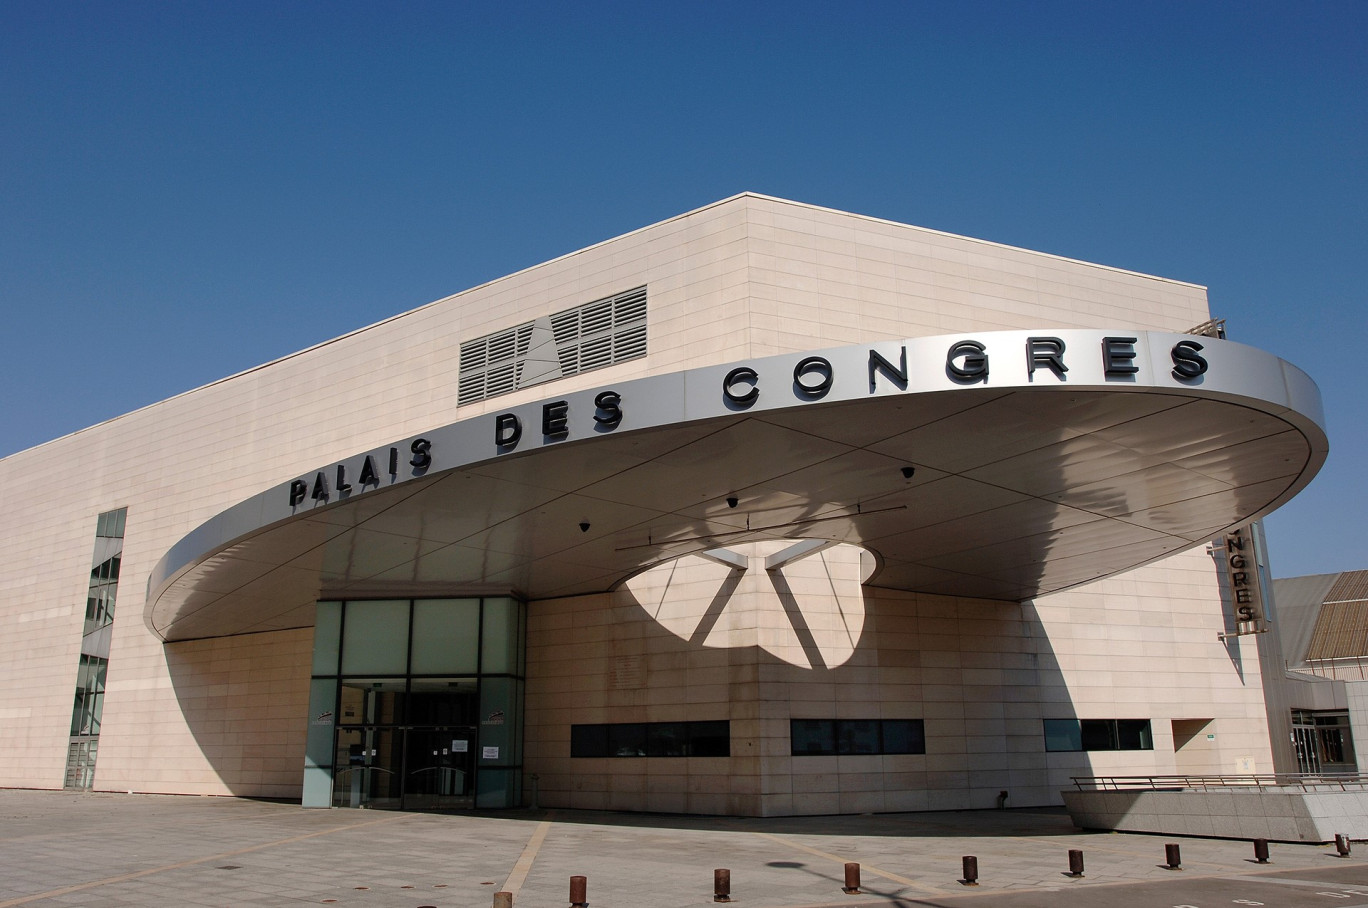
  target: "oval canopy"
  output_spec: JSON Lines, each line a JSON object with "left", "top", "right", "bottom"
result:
{"left": 145, "top": 330, "right": 1327, "bottom": 641}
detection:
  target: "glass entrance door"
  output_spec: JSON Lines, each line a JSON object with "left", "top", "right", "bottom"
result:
{"left": 333, "top": 726, "right": 403, "bottom": 809}
{"left": 332, "top": 725, "right": 477, "bottom": 809}
{"left": 405, "top": 726, "right": 477, "bottom": 809}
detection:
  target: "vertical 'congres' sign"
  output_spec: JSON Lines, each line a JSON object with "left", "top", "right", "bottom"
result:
{"left": 1221, "top": 525, "right": 1267, "bottom": 634}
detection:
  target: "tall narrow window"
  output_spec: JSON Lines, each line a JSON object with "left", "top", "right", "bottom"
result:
{"left": 64, "top": 507, "right": 126, "bottom": 789}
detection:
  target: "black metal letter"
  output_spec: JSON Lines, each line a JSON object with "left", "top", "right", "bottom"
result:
{"left": 358, "top": 455, "right": 379, "bottom": 486}
{"left": 409, "top": 438, "right": 432, "bottom": 471}
{"left": 288, "top": 479, "right": 308, "bottom": 507}
{"left": 723, "top": 367, "right": 759, "bottom": 407}
{"left": 1171, "top": 340, "right": 1208, "bottom": 380}
{"left": 1102, "top": 336, "right": 1139, "bottom": 377}
{"left": 947, "top": 340, "right": 988, "bottom": 383}
{"left": 793, "top": 356, "right": 833, "bottom": 398}
{"left": 335, "top": 464, "right": 352, "bottom": 494}
{"left": 310, "top": 471, "right": 329, "bottom": 502}
{"left": 1026, "top": 337, "right": 1068, "bottom": 381}
{"left": 868, "top": 347, "right": 908, "bottom": 392}
{"left": 495, "top": 413, "right": 522, "bottom": 448}
{"left": 593, "top": 390, "right": 622, "bottom": 429}
{"left": 542, "top": 400, "right": 569, "bottom": 437}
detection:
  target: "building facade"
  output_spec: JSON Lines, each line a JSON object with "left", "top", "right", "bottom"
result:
{"left": 0, "top": 194, "right": 1327, "bottom": 815}
{"left": 1267, "top": 570, "right": 1368, "bottom": 777}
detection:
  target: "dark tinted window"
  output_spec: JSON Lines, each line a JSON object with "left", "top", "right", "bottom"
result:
{"left": 791, "top": 719, "right": 836, "bottom": 756}
{"left": 571, "top": 721, "right": 730, "bottom": 757}
{"left": 840, "top": 719, "right": 880, "bottom": 755}
{"left": 608, "top": 723, "right": 647, "bottom": 757}
{"left": 689, "top": 721, "right": 731, "bottom": 757}
{"left": 882, "top": 719, "right": 925, "bottom": 755}
{"left": 790, "top": 719, "right": 925, "bottom": 756}
{"left": 571, "top": 724, "right": 608, "bottom": 758}
{"left": 1045, "top": 719, "right": 1153, "bottom": 752}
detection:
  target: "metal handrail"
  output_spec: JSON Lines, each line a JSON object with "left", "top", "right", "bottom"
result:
{"left": 1072, "top": 773, "right": 1368, "bottom": 792}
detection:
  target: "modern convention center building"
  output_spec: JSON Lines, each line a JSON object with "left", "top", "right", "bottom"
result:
{"left": 0, "top": 194, "right": 1327, "bottom": 815}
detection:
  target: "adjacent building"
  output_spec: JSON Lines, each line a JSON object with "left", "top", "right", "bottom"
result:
{"left": 1268, "top": 570, "right": 1368, "bottom": 776}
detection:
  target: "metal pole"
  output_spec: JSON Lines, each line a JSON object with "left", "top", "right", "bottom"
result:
{"left": 1067, "top": 849, "right": 1084, "bottom": 877}
{"left": 569, "top": 874, "right": 588, "bottom": 907}
{"left": 961, "top": 855, "right": 979, "bottom": 886}
{"left": 1165, "top": 843, "right": 1182, "bottom": 869}
{"left": 1253, "top": 839, "right": 1270, "bottom": 863}
{"left": 842, "top": 862, "right": 860, "bottom": 894}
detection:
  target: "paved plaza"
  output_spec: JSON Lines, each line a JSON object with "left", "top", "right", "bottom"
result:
{"left": 2, "top": 789, "right": 1366, "bottom": 907}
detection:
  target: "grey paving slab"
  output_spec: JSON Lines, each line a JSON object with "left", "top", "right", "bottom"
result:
{"left": 1, "top": 789, "right": 1365, "bottom": 908}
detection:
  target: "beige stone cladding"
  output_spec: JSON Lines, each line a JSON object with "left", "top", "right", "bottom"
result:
{"left": 0, "top": 193, "right": 1219, "bottom": 799}
{"left": 524, "top": 544, "right": 1270, "bottom": 817}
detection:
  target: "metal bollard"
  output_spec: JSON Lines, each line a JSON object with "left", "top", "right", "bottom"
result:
{"left": 843, "top": 862, "right": 861, "bottom": 894}
{"left": 1067, "top": 849, "right": 1084, "bottom": 877}
{"left": 961, "top": 855, "right": 979, "bottom": 886}
{"left": 1165, "top": 843, "right": 1182, "bottom": 870}
{"left": 493, "top": 893, "right": 513, "bottom": 908}
{"left": 714, "top": 868, "right": 731, "bottom": 902}
{"left": 1253, "top": 838, "right": 1270, "bottom": 863}
{"left": 569, "top": 874, "right": 588, "bottom": 908}
{"left": 1336, "top": 834, "right": 1352, "bottom": 857}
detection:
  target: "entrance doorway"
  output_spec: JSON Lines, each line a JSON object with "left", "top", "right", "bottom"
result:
{"left": 305, "top": 597, "right": 526, "bottom": 810}
{"left": 332, "top": 724, "right": 477, "bottom": 809}
{"left": 405, "top": 726, "right": 476, "bottom": 809}
{"left": 330, "top": 677, "right": 481, "bottom": 810}
{"left": 1292, "top": 709, "right": 1357, "bottom": 774}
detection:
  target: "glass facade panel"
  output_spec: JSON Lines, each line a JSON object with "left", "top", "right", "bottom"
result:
{"left": 1044, "top": 719, "right": 1083, "bottom": 752}
{"left": 480, "top": 598, "right": 520, "bottom": 674}
{"left": 1080, "top": 720, "right": 1114, "bottom": 751}
{"left": 571, "top": 724, "right": 608, "bottom": 758}
{"left": 570, "top": 721, "right": 731, "bottom": 758}
{"left": 408, "top": 678, "right": 478, "bottom": 725}
{"left": 475, "top": 768, "right": 516, "bottom": 810}
{"left": 881, "top": 720, "right": 926, "bottom": 755}
{"left": 789, "top": 719, "right": 922, "bottom": 757}
{"left": 1116, "top": 719, "right": 1153, "bottom": 750}
{"left": 70, "top": 655, "right": 107, "bottom": 736}
{"left": 63, "top": 741, "right": 98, "bottom": 790}
{"left": 607, "top": 723, "right": 647, "bottom": 757}
{"left": 1045, "top": 719, "right": 1153, "bottom": 752}
{"left": 305, "top": 679, "right": 337, "bottom": 769}
{"left": 839, "top": 719, "right": 880, "bottom": 755}
{"left": 66, "top": 508, "right": 125, "bottom": 789}
{"left": 410, "top": 599, "right": 480, "bottom": 674}
{"left": 312, "top": 602, "right": 342, "bottom": 675}
{"left": 792, "top": 719, "right": 836, "bottom": 756}
{"left": 688, "top": 720, "right": 731, "bottom": 757}
{"left": 340, "top": 600, "right": 409, "bottom": 675}
{"left": 479, "top": 675, "right": 520, "bottom": 764}
{"left": 647, "top": 722, "right": 688, "bottom": 757}
{"left": 338, "top": 678, "right": 406, "bottom": 725}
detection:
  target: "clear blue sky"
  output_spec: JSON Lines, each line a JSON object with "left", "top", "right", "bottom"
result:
{"left": 2, "top": 1, "right": 1363, "bottom": 579}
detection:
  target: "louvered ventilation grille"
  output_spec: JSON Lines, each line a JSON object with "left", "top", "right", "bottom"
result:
{"left": 460, "top": 286, "right": 647, "bottom": 404}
